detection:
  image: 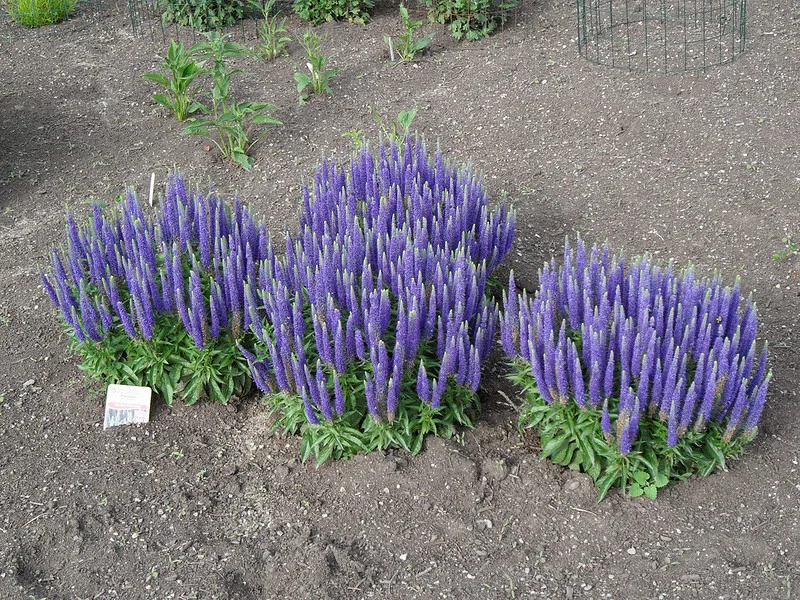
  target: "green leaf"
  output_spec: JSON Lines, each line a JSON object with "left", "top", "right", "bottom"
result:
{"left": 632, "top": 471, "right": 650, "bottom": 486}
{"left": 643, "top": 485, "right": 658, "bottom": 500}
{"left": 628, "top": 483, "right": 644, "bottom": 497}
{"left": 143, "top": 72, "right": 171, "bottom": 86}
{"left": 251, "top": 114, "right": 282, "bottom": 126}
{"left": 232, "top": 151, "right": 254, "bottom": 171}
{"left": 540, "top": 436, "right": 569, "bottom": 461}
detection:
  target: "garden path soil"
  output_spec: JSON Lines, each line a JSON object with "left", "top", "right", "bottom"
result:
{"left": 1, "top": 0, "right": 799, "bottom": 598}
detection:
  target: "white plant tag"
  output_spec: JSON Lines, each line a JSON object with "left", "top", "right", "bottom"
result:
{"left": 103, "top": 384, "right": 152, "bottom": 429}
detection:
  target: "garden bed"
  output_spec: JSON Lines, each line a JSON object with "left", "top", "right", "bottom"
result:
{"left": 0, "top": 0, "right": 798, "bottom": 598}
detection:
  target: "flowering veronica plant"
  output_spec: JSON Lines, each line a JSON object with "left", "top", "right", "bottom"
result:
{"left": 500, "top": 239, "right": 771, "bottom": 499}
{"left": 40, "top": 174, "right": 270, "bottom": 405}
{"left": 241, "top": 138, "right": 516, "bottom": 464}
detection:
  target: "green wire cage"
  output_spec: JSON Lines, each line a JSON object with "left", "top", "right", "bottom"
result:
{"left": 576, "top": 0, "right": 747, "bottom": 73}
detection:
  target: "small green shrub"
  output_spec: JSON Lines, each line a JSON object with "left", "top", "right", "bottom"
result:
{"left": 292, "top": 0, "right": 372, "bottom": 24}
{"left": 5, "top": 0, "right": 75, "bottom": 27}
{"left": 419, "top": 0, "right": 516, "bottom": 40}
{"left": 158, "top": 0, "right": 248, "bottom": 30}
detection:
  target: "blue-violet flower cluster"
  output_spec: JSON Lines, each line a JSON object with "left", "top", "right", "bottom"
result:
{"left": 500, "top": 239, "right": 771, "bottom": 452}
{"left": 242, "top": 138, "right": 515, "bottom": 426}
{"left": 41, "top": 174, "right": 269, "bottom": 403}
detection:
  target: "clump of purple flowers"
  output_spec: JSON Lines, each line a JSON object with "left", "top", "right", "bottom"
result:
{"left": 40, "top": 173, "right": 269, "bottom": 404}
{"left": 242, "top": 138, "right": 515, "bottom": 459}
{"left": 500, "top": 239, "right": 770, "bottom": 497}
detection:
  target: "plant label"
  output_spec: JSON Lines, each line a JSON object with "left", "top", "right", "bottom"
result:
{"left": 103, "top": 384, "right": 152, "bottom": 429}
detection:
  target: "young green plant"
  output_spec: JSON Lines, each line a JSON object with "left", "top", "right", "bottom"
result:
{"left": 371, "top": 103, "right": 418, "bottom": 144}
{"left": 143, "top": 40, "right": 206, "bottom": 122}
{"left": 294, "top": 31, "right": 339, "bottom": 104}
{"left": 384, "top": 5, "right": 434, "bottom": 63}
{"left": 184, "top": 32, "right": 281, "bottom": 170}
{"left": 251, "top": 0, "right": 291, "bottom": 60}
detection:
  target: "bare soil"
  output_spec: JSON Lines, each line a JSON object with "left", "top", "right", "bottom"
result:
{"left": 1, "top": 0, "right": 799, "bottom": 599}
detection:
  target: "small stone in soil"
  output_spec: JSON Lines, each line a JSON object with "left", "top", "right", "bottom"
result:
{"left": 476, "top": 519, "right": 493, "bottom": 531}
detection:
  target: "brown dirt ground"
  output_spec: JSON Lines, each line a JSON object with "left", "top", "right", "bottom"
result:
{"left": 0, "top": 0, "right": 799, "bottom": 598}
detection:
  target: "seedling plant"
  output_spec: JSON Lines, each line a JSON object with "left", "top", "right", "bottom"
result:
{"left": 251, "top": 0, "right": 291, "bottom": 60}
{"left": 343, "top": 105, "right": 419, "bottom": 151}
{"left": 183, "top": 32, "right": 281, "bottom": 170}
{"left": 294, "top": 31, "right": 339, "bottom": 104}
{"left": 500, "top": 239, "right": 771, "bottom": 499}
{"left": 384, "top": 5, "right": 434, "bottom": 63}
{"left": 142, "top": 40, "right": 206, "bottom": 121}
{"left": 371, "top": 104, "right": 418, "bottom": 144}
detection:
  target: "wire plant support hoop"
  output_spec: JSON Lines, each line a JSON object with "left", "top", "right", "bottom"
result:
{"left": 576, "top": 0, "right": 747, "bottom": 73}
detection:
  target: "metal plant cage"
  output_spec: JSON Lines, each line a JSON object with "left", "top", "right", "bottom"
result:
{"left": 577, "top": 0, "right": 747, "bottom": 73}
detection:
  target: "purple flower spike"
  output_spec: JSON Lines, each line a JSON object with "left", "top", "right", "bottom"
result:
{"left": 365, "top": 375, "right": 379, "bottom": 420}
{"left": 431, "top": 375, "right": 448, "bottom": 409}
{"left": 601, "top": 399, "right": 613, "bottom": 443}
{"left": 301, "top": 388, "right": 320, "bottom": 426}
{"left": 40, "top": 272, "right": 59, "bottom": 307}
{"left": 115, "top": 300, "right": 137, "bottom": 338}
{"left": 416, "top": 361, "right": 431, "bottom": 403}
{"left": 316, "top": 361, "right": 333, "bottom": 421}
{"left": 667, "top": 400, "right": 679, "bottom": 447}
{"left": 618, "top": 408, "right": 634, "bottom": 455}
{"left": 588, "top": 360, "right": 602, "bottom": 407}
{"left": 188, "top": 269, "right": 206, "bottom": 349}
{"left": 569, "top": 342, "right": 586, "bottom": 407}
{"left": 744, "top": 371, "right": 771, "bottom": 432}
{"left": 333, "top": 371, "right": 346, "bottom": 415}
{"left": 78, "top": 280, "right": 103, "bottom": 342}
{"left": 602, "top": 349, "right": 615, "bottom": 401}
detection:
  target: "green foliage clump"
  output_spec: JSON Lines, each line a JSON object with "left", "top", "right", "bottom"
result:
{"left": 158, "top": 0, "right": 248, "bottom": 30}
{"left": 5, "top": 0, "right": 75, "bottom": 27}
{"left": 292, "top": 0, "right": 372, "bottom": 24}
{"left": 419, "top": 0, "right": 516, "bottom": 40}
